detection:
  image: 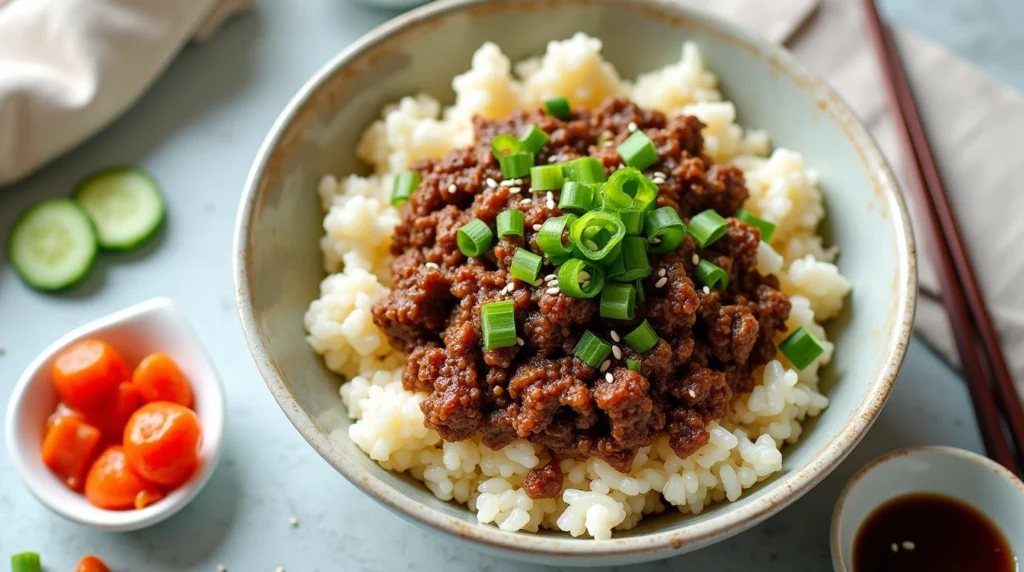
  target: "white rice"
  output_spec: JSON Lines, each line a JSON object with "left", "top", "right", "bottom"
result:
{"left": 305, "top": 34, "right": 851, "bottom": 539}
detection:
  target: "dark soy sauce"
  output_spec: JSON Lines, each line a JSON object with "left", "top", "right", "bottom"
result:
{"left": 854, "top": 493, "right": 1017, "bottom": 571}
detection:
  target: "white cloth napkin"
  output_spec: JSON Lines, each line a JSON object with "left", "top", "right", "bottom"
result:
{"left": 0, "top": 0, "right": 252, "bottom": 186}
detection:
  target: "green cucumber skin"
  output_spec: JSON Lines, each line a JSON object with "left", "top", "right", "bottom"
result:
{"left": 7, "top": 199, "right": 99, "bottom": 292}
{"left": 72, "top": 167, "right": 166, "bottom": 251}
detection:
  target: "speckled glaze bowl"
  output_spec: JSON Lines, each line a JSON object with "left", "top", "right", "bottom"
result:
{"left": 233, "top": 0, "right": 917, "bottom": 566}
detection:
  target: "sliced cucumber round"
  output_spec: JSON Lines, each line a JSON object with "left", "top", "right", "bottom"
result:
{"left": 8, "top": 199, "right": 98, "bottom": 291}
{"left": 74, "top": 168, "right": 165, "bottom": 250}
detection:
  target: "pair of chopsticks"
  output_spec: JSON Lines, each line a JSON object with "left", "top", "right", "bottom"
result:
{"left": 861, "top": 0, "right": 1024, "bottom": 474}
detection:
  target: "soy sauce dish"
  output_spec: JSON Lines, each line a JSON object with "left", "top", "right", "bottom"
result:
{"left": 832, "top": 446, "right": 1024, "bottom": 571}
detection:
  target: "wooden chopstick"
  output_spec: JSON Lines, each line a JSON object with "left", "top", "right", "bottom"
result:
{"left": 862, "top": 0, "right": 1024, "bottom": 472}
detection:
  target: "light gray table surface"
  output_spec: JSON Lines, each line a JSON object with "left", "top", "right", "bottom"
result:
{"left": 0, "top": 1, "right": 1015, "bottom": 570}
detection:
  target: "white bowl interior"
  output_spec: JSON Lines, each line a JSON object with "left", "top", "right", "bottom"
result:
{"left": 4, "top": 297, "right": 226, "bottom": 532}
{"left": 833, "top": 447, "right": 1024, "bottom": 570}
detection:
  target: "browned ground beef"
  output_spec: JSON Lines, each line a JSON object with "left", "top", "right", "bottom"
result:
{"left": 372, "top": 97, "right": 790, "bottom": 497}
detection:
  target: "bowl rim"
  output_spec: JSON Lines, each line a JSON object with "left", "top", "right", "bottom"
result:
{"left": 233, "top": 0, "right": 917, "bottom": 559}
{"left": 3, "top": 297, "right": 227, "bottom": 532}
{"left": 829, "top": 445, "right": 1024, "bottom": 571}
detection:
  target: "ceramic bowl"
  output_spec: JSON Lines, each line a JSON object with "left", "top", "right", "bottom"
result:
{"left": 831, "top": 446, "right": 1024, "bottom": 570}
{"left": 4, "top": 297, "right": 226, "bottom": 532}
{"left": 233, "top": 0, "right": 916, "bottom": 565}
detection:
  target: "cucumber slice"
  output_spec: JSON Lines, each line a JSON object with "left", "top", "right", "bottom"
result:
{"left": 74, "top": 168, "right": 165, "bottom": 250}
{"left": 8, "top": 199, "right": 98, "bottom": 291}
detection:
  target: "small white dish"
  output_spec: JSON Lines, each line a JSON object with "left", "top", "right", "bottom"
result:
{"left": 4, "top": 297, "right": 226, "bottom": 532}
{"left": 832, "top": 446, "right": 1024, "bottom": 571}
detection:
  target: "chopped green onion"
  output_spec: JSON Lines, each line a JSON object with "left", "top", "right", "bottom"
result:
{"left": 492, "top": 134, "right": 528, "bottom": 157}
{"left": 570, "top": 211, "right": 625, "bottom": 261}
{"left": 391, "top": 171, "right": 420, "bottom": 207}
{"left": 624, "top": 320, "right": 659, "bottom": 354}
{"left": 689, "top": 209, "right": 728, "bottom": 248}
{"left": 537, "top": 214, "right": 577, "bottom": 260}
{"left": 558, "top": 182, "right": 595, "bottom": 213}
{"left": 530, "top": 164, "right": 565, "bottom": 191}
{"left": 779, "top": 326, "right": 826, "bottom": 370}
{"left": 604, "top": 167, "right": 659, "bottom": 211}
{"left": 617, "top": 130, "right": 659, "bottom": 171}
{"left": 736, "top": 209, "right": 776, "bottom": 242}
{"left": 457, "top": 219, "right": 493, "bottom": 257}
{"left": 562, "top": 157, "right": 607, "bottom": 184}
{"left": 510, "top": 248, "right": 543, "bottom": 283}
{"left": 644, "top": 207, "right": 687, "bottom": 254}
{"left": 497, "top": 209, "right": 524, "bottom": 238}
{"left": 519, "top": 125, "right": 549, "bottom": 154}
{"left": 635, "top": 279, "right": 645, "bottom": 302}
{"left": 600, "top": 283, "right": 636, "bottom": 320}
{"left": 481, "top": 300, "right": 517, "bottom": 350}
{"left": 573, "top": 330, "right": 611, "bottom": 368}
{"left": 612, "top": 237, "right": 652, "bottom": 281}
{"left": 557, "top": 258, "right": 605, "bottom": 298}
{"left": 603, "top": 247, "right": 625, "bottom": 278}
{"left": 498, "top": 153, "right": 534, "bottom": 179}
{"left": 627, "top": 360, "right": 642, "bottom": 373}
{"left": 620, "top": 209, "right": 644, "bottom": 235}
{"left": 544, "top": 96, "right": 572, "bottom": 119}
{"left": 695, "top": 259, "right": 729, "bottom": 292}
{"left": 10, "top": 553, "right": 41, "bottom": 572}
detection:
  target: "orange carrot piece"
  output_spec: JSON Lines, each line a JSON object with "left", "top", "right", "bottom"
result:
{"left": 84, "top": 446, "right": 161, "bottom": 511}
{"left": 123, "top": 402, "right": 202, "bottom": 487}
{"left": 132, "top": 352, "right": 193, "bottom": 408}
{"left": 45, "top": 402, "right": 84, "bottom": 433}
{"left": 133, "top": 488, "right": 164, "bottom": 509}
{"left": 82, "top": 382, "right": 142, "bottom": 437}
{"left": 52, "top": 339, "right": 130, "bottom": 411}
{"left": 41, "top": 416, "right": 102, "bottom": 490}
{"left": 75, "top": 555, "right": 111, "bottom": 572}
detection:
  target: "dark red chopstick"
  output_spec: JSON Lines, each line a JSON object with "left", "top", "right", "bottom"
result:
{"left": 862, "top": 0, "right": 1024, "bottom": 472}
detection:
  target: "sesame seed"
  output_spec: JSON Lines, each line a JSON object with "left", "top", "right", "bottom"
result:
{"left": 532, "top": 224, "right": 542, "bottom": 231}
{"left": 655, "top": 277, "right": 668, "bottom": 288}
{"left": 542, "top": 274, "right": 555, "bottom": 281}
{"left": 902, "top": 541, "right": 915, "bottom": 551}
{"left": 500, "top": 179, "right": 513, "bottom": 187}
{"left": 584, "top": 239, "right": 599, "bottom": 250}
{"left": 448, "top": 184, "right": 457, "bottom": 194}
{"left": 703, "top": 286, "right": 711, "bottom": 294}
{"left": 546, "top": 287, "right": 560, "bottom": 295}
{"left": 520, "top": 198, "right": 532, "bottom": 205}
{"left": 610, "top": 330, "right": 620, "bottom": 342}
{"left": 651, "top": 237, "right": 662, "bottom": 244}
{"left": 612, "top": 345, "right": 622, "bottom": 360}
{"left": 516, "top": 337, "right": 525, "bottom": 346}
{"left": 657, "top": 268, "right": 666, "bottom": 278}
{"left": 654, "top": 171, "right": 667, "bottom": 179}
{"left": 652, "top": 177, "right": 665, "bottom": 185}
{"left": 890, "top": 543, "right": 899, "bottom": 553}
{"left": 581, "top": 280, "right": 590, "bottom": 289}
{"left": 546, "top": 200, "right": 556, "bottom": 210}
{"left": 510, "top": 186, "right": 522, "bottom": 194}
{"left": 692, "top": 254, "right": 700, "bottom": 264}
{"left": 289, "top": 516, "right": 299, "bottom": 527}
{"left": 605, "top": 373, "right": 614, "bottom": 383}
{"left": 600, "top": 360, "right": 611, "bottom": 373}
{"left": 548, "top": 156, "right": 558, "bottom": 163}
{"left": 687, "top": 389, "right": 696, "bottom": 398}
{"left": 616, "top": 164, "right": 625, "bottom": 170}
{"left": 627, "top": 121, "right": 638, "bottom": 132}
{"left": 578, "top": 271, "right": 590, "bottom": 281}
{"left": 486, "top": 177, "right": 497, "bottom": 188}
{"left": 546, "top": 191, "right": 554, "bottom": 201}
{"left": 603, "top": 141, "right": 614, "bottom": 147}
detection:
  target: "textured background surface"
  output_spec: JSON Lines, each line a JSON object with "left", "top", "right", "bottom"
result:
{"left": 0, "top": 0, "right": 1012, "bottom": 569}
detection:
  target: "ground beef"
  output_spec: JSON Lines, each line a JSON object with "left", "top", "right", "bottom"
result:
{"left": 372, "top": 97, "right": 790, "bottom": 499}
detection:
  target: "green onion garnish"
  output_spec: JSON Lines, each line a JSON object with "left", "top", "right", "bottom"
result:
{"left": 557, "top": 258, "right": 605, "bottom": 298}
{"left": 624, "top": 320, "right": 659, "bottom": 353}
{"left": 619, "top": 209, "right": 644, "bottom": 236}
{"left": 570, "top": 211, "right": 626, "bottom": 261}
{"left": 644, "top": 207, "right": 687, "bottom": 254}
{"left": 604, "top": 167, "right": 659, "bottom": 211}
{"left": 627, "top": 360, "right": 642, "bottom": 373}
{"left": 492, "top": 134, "right": 528, "bottom": 156}
{"left": 689, "top": 209, "right": 728, "bottom": 248}
{"left": 530, "top": 164, "right": 565, "bottom": 191}
{"left": 562, "top": 157, "right": 607, "bottom": 184}
{"left": 603, "top": 247, "right": 625, "bottom": 278}
{"left": 10, "top": 552, "right": 41, "bottom": 572}
{"left": 558, "top": 182, "right": 595, "bottom": 213}
{"left": 695, "top": 259, "right": 729, "bottom": 292}
{"left": 496, "top": 209, "right": 524, "bottom": 238}
{"left": 600, "top": 283, "right": 636, "bottom": 320}
{"left": 736, "top": 209, "right": 776, "bottom": 243}
{"left": 537, "top": 214, "right": 577, "bottom": 260}
{"left": 635, "top": 279, "right": 645, "bottom": 302}
{"left": 544, "top": 96, "right": 572, "bottom": 119}
{"left": 519, "top": 125, "right": 550, "bottom": 154}
{"left": 510, "top": 248, "right": 543, "bottom": 283}
{"left": 391, "top": 171, "right": 421, "bottom": 207}
{"left": 573, "top": 330, "right": 611, "bottom": 368}
{"left": 779, "top": 326, "right": 826, "bottom": 370}
{"left": 616, "top": 130, "right": 658, "bottom": 171}
{"left": 498, "top": 153, "right": 534, "bottom": 179}
{"left": 457, "top": 219, "right": 493, "bottom": 257}
{"left": 481, "top": 300, "right": 517, "bottom": 350}
{"left": 613, "top": 236, "right": 652, "bottom": 281}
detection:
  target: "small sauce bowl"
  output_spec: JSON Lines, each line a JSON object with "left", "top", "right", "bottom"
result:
{"left": 832, "top": 446, "right": 1024, "bottom": 571}
{"left": 4, "top": 297, "right": 226, "bottom": 531}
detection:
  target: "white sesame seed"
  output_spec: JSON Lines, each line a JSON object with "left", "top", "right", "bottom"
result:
{"left": 890, "top": 543, "right": 899, "bottom": 553}
{"left": 546, "top": 191, "right": 554, "bottom": 201}
{"left": 902, "top": 541, "right": 915, "bottom": 551}
{"left": 612, "top": 346, "right": 622, "bottom": 360}
{"left": 543, "top": 274, "right": 555, "bottom": 281}
{"left": 610, "top": 330, "right": 620, "bottom": 342}
{"left": 692, "top": 254, "right": 700, "bottom": 264}
{"left": 486, "top": 177, "right": 497, "bottom": 188}
{"left": 654, "top": 171, "right": 667, "bottom": 179}
{"left": 448, "top": 184, "right": 457, "bottom": 194}
{"left": 605, "top": 372, "right": 614, "bottom": 383}
{"left": 627, "top": 121, "right": 638, "bottom": 132}
{"left": 584, "top": 239, "right": 599, "bottom": 250}
{"left": 581, "top": 280, "right": 590, "bottom": 289}
{"left": 651, "top": 237, "right": 662, "bottom": 244}
{"left": 546, "top": 287, "right": 560, "bottom": 295}
{"left": 514, "top": 179, "right": 524, "bottom": 185}
{"left": 426, "top": 262, "right": 440, "bottom": 270}
{"left": 532, "top": 224, "right": 542, "bottom": 231}
{"left": 657, "top": 268, "right": 666, "bottom": 277}
{"left": 652, "top": 177, "right": 665, "bottom": 185}
{"left": 546, "top": 200, "right": 556, "bottom": 210}
{"left": 510, "top": 186, "right": 522, "bottom": 194}
{"left": 500, "top": 179, "right": 513, "bottom": 187}
{"left": 616, "top": 164, "right": 625, "bottom": 170}
{"left": 687, "top": 389, "right": 696, "bottom": 398}
{"left": 289, "top": 516, "right": 299, "bottom": 527}
{"left": 703, "top": 286, "right": 711, "bottom": 294}
{"left": 655, "top": 277, "right": 668, "bottom": 288}
{"left": 520, "top": 198, "right": 532, "bottom": 205}
{"left": 600, "top": 360, "right": 611, "bottom": 373}
{"left": 517, "top": 337, "right": 525, "bottom": 346}
{"left": 578, "top": 271, "right": 590, "bottom": 281}
{"left": 603, "top": 141, "right": 614, "bottom": 147}
{"left": 548, "top": 156, "right": 558, "bottom": 163}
